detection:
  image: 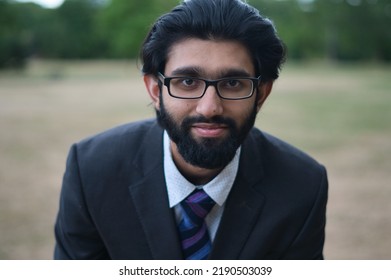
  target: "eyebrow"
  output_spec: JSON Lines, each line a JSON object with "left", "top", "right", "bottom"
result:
{"left": 171, "top": 66, "right": 203, "bottom": 77}
{"left": 170, "top": 67, "right": 253, "bottom": 79}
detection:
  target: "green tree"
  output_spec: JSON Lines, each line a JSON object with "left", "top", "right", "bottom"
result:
{"left": 98, "top": 0, "right": 178, "bottom": 58}
{"left": 52, "top": 0, "right": 103, "bottom": 58}
{"left": 252, "top": 0, "right": 325, "bottom": 60}
{"left": 2, "top": 0, "right": 390, "bottom": 63}
{"left": 0, "top": 0, "right": 30, "bottom": 67}
{"left": 318, "top": 0, "right": 391, "bottom": 61}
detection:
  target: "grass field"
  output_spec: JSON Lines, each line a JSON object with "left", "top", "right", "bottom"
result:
{"left": 0, "top": 60, "right": 390, "bottom": 259}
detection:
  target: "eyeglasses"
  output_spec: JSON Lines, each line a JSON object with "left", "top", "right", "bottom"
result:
{"left": 158, "top": 72, "right": 261, "bottom": 100}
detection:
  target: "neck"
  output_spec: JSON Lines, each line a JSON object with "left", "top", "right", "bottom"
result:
{"left": 170, "top": 141, "right": 223, "bottom": 185}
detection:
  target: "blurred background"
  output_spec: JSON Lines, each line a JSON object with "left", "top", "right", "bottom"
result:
{"left": 0, "top": 0, "right": 390, "bottom": 259}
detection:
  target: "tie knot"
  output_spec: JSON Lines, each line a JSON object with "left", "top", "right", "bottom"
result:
{"left": 182, "top": 189, "right": 215, "bottom": 220}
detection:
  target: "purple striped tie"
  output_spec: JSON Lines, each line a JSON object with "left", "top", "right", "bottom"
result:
{"left": 178, "top": 189, "right": 216, "bottom": 260}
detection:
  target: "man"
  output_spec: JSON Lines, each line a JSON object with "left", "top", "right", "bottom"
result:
{"left": 54, "top": 0, "right": 328, "bottom": 260}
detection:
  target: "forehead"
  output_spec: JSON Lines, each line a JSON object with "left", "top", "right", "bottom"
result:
{"left": 165, "top": 38, "right": 255, "bottom": 78}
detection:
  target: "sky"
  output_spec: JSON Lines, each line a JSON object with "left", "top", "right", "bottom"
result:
{"left": 15, "top": 0, "right": 64, "bottom": 9}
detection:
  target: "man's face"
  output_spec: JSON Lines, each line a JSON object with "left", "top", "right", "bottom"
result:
{"left": 149, "top": 39, "right": 268, "bottom": 169}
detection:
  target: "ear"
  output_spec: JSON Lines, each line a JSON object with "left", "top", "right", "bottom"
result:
{"left": 143, "top": 74, "right": 161, "bottom": 110}
{"left": 256, "top": 81, "right": 273, "bottom": 112}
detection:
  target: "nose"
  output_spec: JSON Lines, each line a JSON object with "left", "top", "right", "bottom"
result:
{"left": 195, "top": 84, "right": 224, "bottom": 118}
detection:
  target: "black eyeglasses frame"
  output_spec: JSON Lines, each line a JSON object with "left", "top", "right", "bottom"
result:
{"left": 157, "top": 72, "right": 261, "bottom": 100}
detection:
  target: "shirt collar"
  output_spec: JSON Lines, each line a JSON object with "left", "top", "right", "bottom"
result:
{"left": 163, "top": 131, "right": 240, "bottom": 208}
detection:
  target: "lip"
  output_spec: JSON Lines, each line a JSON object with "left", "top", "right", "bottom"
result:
{"left": 191, "top": 123, "right": 228, "bottom": 138}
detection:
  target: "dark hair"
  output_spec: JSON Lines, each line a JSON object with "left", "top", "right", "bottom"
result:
{"left": 141, "top": 0, "right": 286, "bottom": 82}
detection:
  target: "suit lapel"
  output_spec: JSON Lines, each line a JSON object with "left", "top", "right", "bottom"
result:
{"left": 128, "top": 123, "right": 183, "bottom": 259}
{"left": 209, "top": 179, "right": 265, "bottom": 259}
{"left": 209, "top": 132, "right": 266, "bottom": 259}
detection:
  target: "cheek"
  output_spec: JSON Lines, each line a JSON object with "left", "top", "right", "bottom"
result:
{"left": 226, "top": 99, "right": 256, "bottom": 118}
{"left": 162, "top": 95, "right": 195, "bottom": 118}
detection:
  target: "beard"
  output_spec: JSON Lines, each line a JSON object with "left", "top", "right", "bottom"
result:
{"left": 156, "top": 94, "right": 258, "bottom": 170}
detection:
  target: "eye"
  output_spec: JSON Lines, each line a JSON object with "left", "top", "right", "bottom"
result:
{"left": 181, "top": 78, "right": 196, "bottom": 87}
{"left": 227, "top": 79, "right": 241, "bottom": 87}
{"left": 172, "top": 78, "right": 202, "bottom": 90}
{"left": 221, "top": 79, "right": 243, "bottom": 89}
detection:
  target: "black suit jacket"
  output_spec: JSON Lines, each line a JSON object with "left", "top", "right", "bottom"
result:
{"left": 54, "top": 119, "right": 328, "bottom": 259}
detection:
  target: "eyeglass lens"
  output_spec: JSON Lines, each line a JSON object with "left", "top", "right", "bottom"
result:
{"left": 169, "top": 78, "right": 254, "bottom": 99}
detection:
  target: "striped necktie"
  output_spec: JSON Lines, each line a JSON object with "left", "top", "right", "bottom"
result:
{"left": 178, "top": 189, "right": 216, "bottom": 260}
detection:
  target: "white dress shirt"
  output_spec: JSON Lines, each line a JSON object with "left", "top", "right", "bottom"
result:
{"left": 163, "top": 131, "right": 240, "bottom": 240}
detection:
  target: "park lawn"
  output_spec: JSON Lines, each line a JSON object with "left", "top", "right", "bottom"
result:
{"left": 0, "top": 60, "right": 390, "bottom": 259}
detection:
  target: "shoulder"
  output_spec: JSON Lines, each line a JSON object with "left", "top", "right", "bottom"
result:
{"left": 244, "top": 127, "right": 327, "bottom": 190}
{"left": 248, "top": 127, "right": 324, "bottom": 170}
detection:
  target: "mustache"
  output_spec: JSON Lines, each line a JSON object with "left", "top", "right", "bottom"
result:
{"left": 181, "top": 115, "right": 237, "bottom": 129}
